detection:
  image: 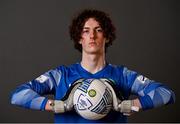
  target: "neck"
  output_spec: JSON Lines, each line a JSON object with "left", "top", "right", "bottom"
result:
{"left": 81, "top": 52, "right": 106, "bottom": 74}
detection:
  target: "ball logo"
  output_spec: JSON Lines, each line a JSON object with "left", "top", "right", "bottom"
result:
{"left": 88, "top": 89, "right": 96, "bottom": 97}
{"left": 77, "top": 94, "right": 93, "bottom": 110}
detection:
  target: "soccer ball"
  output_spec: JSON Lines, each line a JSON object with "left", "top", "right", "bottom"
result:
{"left": 73, "top": 78, "right": 113, "bottom": 120}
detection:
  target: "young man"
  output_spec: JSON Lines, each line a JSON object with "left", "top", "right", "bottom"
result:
{"left": 11, "top": 9, "right": 175, "bottom": 123}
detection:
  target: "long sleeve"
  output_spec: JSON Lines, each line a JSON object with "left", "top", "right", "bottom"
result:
{"left": 121, "top": 67, "right": 175, "bottom": 110}
{"left": 10, "top": 68, "right": 62, "bottom": 110}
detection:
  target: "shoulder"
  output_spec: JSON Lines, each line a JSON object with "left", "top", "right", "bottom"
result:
{"left": 107, "top": 63, "right": 125, "bottom": 71}
{"left": 110, "top": 64, "right": 137, "bottom": 73}
{"left": 107, "top": 64, "right": 138, "bottom": 78}
{"left": 54, "top": 63, "right": 79, "bottom": 73}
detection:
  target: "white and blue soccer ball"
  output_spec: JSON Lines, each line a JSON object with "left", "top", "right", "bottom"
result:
{"left": 73, "top": 78, "right": 113, "bottom": 120}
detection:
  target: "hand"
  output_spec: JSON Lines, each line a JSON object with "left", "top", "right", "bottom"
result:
{"left": 100, "top": 79, "right": 121, "bottom": 111}
{"left": 48, "top": 83, "right": 81, "bottom": 113}
{"left": 100, "top": 79, "right": 141, "bottom": 116}
{"left": 118, "top": 100, "right": 140, "bottom": 116}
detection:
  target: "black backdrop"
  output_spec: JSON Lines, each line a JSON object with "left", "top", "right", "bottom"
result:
{"left": 0, "top": 0, "right": 179, "bottom": 122}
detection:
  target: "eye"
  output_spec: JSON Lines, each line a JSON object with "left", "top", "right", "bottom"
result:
{"left": 96, "top": 28, "right": 103, "bottom": 32}
{"left": 82, "top": 30, "right": 89, "bottom": 34}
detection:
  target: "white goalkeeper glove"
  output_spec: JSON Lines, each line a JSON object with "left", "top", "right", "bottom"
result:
{"left": 101, "top": 79, "right": 121, "bottom": 111}
{"left": 118, "top": 100, "right": 139, "bottom": 116}
{"left": 101, "top": 79, "right": 139, "bottom": 116}
{"left": 50, "top": 82, "right": 81, "bottom": 113}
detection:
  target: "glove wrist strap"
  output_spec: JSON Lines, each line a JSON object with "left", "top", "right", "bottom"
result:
{"left": 52, "top": 100, "right": 65, "bottom": 113}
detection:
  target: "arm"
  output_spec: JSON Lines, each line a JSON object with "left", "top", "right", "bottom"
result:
{"left": 122, "top": 67, "right": 175, "bottom": 111}
{"left": 10, "top": 68, "right": 61, "bottom": 111}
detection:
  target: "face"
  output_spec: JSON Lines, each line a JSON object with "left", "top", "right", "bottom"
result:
{"left": 79, "top": 18, "right": 107, "bottom": 54}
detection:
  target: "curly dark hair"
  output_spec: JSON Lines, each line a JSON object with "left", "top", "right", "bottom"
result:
{"left": 69, "top": 9, "right": 116, "bottom": 52}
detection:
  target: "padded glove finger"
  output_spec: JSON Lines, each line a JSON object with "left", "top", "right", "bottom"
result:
{"left": 53, "top": 80, "right": 82, "bottom": 113}
{"left": 100, "top": 79, "right": 122, "bottom": 111}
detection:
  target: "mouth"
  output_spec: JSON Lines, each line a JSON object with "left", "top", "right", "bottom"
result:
{"left": 89, "top": 42, "right": 97, "bottom": 46}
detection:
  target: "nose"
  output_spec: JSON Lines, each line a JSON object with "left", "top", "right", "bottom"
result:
{"left": 90, "top": 30, "right": 96, "bottom": 39}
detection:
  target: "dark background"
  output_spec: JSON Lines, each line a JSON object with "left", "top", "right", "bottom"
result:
{"left": 0, "top": 0, "right": 179, "bottom": 122}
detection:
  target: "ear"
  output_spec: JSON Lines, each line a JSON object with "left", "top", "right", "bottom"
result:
{"left": 79, "top": 40, "right": 82, "bottom": 44}
{"left": 105, "top": 39, "right": 109, "bottom": 43}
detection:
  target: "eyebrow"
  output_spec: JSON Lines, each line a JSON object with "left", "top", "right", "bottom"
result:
{"left": 83, "top": 26, "right": 102, "bottom": 30}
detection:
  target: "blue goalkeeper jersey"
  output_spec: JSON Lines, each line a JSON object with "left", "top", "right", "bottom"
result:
{"left": 10, "top": 63, "right": 175, "bottom": 123}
